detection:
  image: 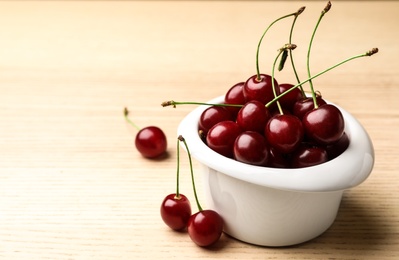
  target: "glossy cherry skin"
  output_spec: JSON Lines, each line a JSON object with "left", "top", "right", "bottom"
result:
{"left": 265, "top": 114, "right": 304, "bottom": 154}
{"left": 160, "top": 194, "right": 192, "bottom": 231}
{"left": 278, "top": 83, "right": 304, "bottom": 112}
{"left": 325, "top": 132, "right": 350, "bottom": 160}
{"left": 293, "top": 96, "right": 327, "bottom": 120}
{"left": 234, "top": 131, "right": 269, "bottom": 166}
{"left": 199, "top": 106, "right": 233, "bottom": 135}
{"left": 187, "top": 210, "right": 223, "bottom": 247}
{"left": 206, "top": 121, "right": 242, "bottom": 158}
{"left": 236, "top": 100, "right": 270, "bottom": 133}
{"left": 224, "top": 82, "right": 246, "bottom": 117}
{"left": 291, "top": 145, "right": 328, "bottom": 168}
{"left": 243, "top": 74, "right": 279, "bottom": 105}
{"left": 135, "top": 126, "right": 167, "bottom": 158}
{"left": 302, "top": 104, "right": 345, "bottom": 145}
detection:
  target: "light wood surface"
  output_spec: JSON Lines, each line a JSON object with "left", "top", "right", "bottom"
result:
{"left": 0, "top": 1, "right": 398, "bottom": 259}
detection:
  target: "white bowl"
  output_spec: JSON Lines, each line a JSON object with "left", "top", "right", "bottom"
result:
{"left": 177, "top": 96, "right": 374, "bottom": 247}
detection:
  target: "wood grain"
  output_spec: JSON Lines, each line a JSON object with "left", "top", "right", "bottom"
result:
{"left": 0, "top": 1, "right": 398, "bottom": 259}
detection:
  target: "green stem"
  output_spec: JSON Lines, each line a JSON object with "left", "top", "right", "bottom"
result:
{"left": 123, "top": 107, "right": 141, "bottom": 131}
{"left": 162, "top": 100, "right": 242, "bottom": 108}
{"left": 175, "top": 138, "right": 181, "bottom": 198}
{"left": 178, "top": 135, "right": 202, "bottom": 212}
{"left": 266, "top": 48, "right": 378, "bottom": 107}
{"left": 272, "top": 46, "right": 291, "bottom": 114}
{"left": 289, "top": 8, "right": 306, "bottom": 97}
{"left": 307, "top": 1, "right": 332, "bottom": 109}
{"left": 255, "top": 8, "right": 303, "bottom": 80}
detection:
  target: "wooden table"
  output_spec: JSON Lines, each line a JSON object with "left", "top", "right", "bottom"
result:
{"left": 0, "top": 1, "right": 398, "bottom": 259}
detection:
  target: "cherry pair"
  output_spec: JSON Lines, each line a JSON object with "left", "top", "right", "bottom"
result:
{"left": 160, "top": 136, "right": 223, "bottom": 247}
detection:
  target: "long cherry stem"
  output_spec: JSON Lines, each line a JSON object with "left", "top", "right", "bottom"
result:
{"left": 175, "top": 138, "right": 181, "bottom": 198}
{"left": 255, "top": 6, "right": 305, "bottom": 81}
{"left": 289, "top": 7, "right": 306, "bottom": 97}
{"left": 178, "top": 135, "right": 203, "bottom": 212}
{"left": 307, "top": 1, "right": 332, "bottom": 109}
{"left": 162, "top": 100, "right": 242, "bottom": 108}
{"left": 266, "top": 48, "right": 378, "bottom": 107}
{"left": 272, "top": 44, "right": 297, "bottom": 114}
{"left": 123, "top": 107, "right": 141, "bottom": 131}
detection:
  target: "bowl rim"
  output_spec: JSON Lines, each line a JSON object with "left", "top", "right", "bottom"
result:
{"left": 177, "top": 95, "right": 375, "bottom": 192}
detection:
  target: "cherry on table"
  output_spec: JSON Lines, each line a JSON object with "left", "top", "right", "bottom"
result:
{"left": 160, "top": 194, "right": 192, "bottom": 231}
{"left": 187, "top": 209, "right": 224, "bottom": 247}
{"left": 124, "top": 107, "right": 167, "bottom": 158}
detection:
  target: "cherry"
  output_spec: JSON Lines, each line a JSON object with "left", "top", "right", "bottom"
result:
{"left": 224, "top": 82, "right": 246, "bottom": 117}
{"left": 243, "top": 74, "right": 279, "bottom": 105}
{"left": 160, "top": 194, "right": 191, "bottom": 231}
{"left": 325, "top": 131, "right": 350, "bottom": 160}
{"left": 292, "top": 96, "right": 327, "bottom": 120}
{"left": 236, "top": 100, "right": 270, "bottom": 133}
{"left": 302, "top": 104, "right": 345, "bottom": 145}
{"left": 291, "top": 145, "right": 328, "bottom": 168}
{"left": 278, "top": 83, "right": 304, "bottom": 112}
{"left": 160, "top": 137, "right": 191, "bottom": 231}
{"left": 268, "top": 147, "right": 291, "bottom": 168}
{"left": 124, "top": 108, "right": 167, "bottom": 158}
{"left": 265, "top": 114, "right": 304, "bottom": 154}
{"left": 206, "top": 121, "right": 242, "bottom": 158}
{"left": 234, "top": 131, "right": 269, "bottom": 166}
{"left": 199, "top": 106, "right": 233, "bottom": 135}
{"left": 179, "top": 136, "right": 223, "bottom": 247}
{"left": 187, "top": 210, "right": 224, "bottom": 247}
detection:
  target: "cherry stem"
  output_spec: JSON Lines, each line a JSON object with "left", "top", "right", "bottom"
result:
{"left": 162, "top": 100, "right": 242, "bottom": 108}
{"left": 307, "top": 1, "right": 332, "bottom": 109}
{"left": 255, "top": 6, "right": 305, "bottom": 81}
{"left": 289, "top": 7, "right": 306, "bottom": 97}
{"left": 178, "top": 135, "right": 203, "bottom": 212}
{"left": 123, "top": 107, "right": 141, "bottom": 131}
{"left": 266, "top": 48, "right": 379, "bottom": 107}
{"left": 272, "top": 44, "right": 297, "bottom": 114}
{"left": 175, "top": 138, "right": 181, "bottom": 199}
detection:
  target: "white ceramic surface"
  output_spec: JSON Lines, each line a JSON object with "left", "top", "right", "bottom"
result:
{"left": 177, "top": 96, "right": 374, "bottom": 247}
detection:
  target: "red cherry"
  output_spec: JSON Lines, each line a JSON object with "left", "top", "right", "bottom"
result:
{"left": 135, "top": 126, "right": 167, "bottom": 158}
{"left": 268, "top": 147, "right": 291, "bottom": 168}
{"left": 291, "top": 145, "right": 328, "bottom": 168}
{"left": 236, "top": 100, "right": 270, "bottom": 133}
{"left": 199, "top": 106, "right": 233, "bottom": 135}
{"left": 187, "top": 210, "right": 224, "bottom": 247}
{"left": 206, "top": 121, "right": 242, "bottom": 158}
{"left": 265, "top": 114, "right": 304, "bottom": 154}
{"left": 160, "top": 194, "right": 192, "bottom": 231}
{"left": 325, "top": 132, "right": 350, "bottom": 160}
{"left": 243, "top": 74, "right": 279, "bottom": 105}
{"left": 234, "top": 131, "right": 269, "bottom": 166}
{"left": 224, "top": 82, "right": 246, "bottom": 117}
{"left": 293, "top": 96, "right": 327, "bottom": 120}
{"left": 278, "top": 83, "right": 304, "bottom": 112}
{"left": 302, "top": 104, "right": 345, "bottom": 145}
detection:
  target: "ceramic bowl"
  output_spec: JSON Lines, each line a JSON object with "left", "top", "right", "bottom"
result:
{"left": 177, "top": 95, "right": 374, "bottom": 247}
